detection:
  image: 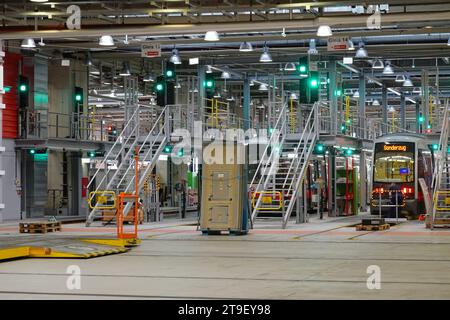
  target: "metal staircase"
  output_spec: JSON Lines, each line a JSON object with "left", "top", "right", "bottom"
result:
{"left": 431, "top": 99, "right": 450, "bottom": 229}
{"left": 85, "top": 106, "right": 169, "bottom": 226}
{"left": 249, "top": 102, "right": 319, "bottom": 228}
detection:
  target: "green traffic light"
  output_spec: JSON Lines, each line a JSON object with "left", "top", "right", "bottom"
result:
{"left": 156, "top": 83, "right": 164, "bottom": 91}
{"left": 309, "top": 79, "right": 318, "bottom": 88}
{"left": 316, "top": 144, "right": 325, "bottom": 153}
{"left": 432, "top": 144, "right": 439, "bottom": 151}
{"left": 335, "top": 89, "right": 342, "bottom": 97}
{"left": 88, "top": 151, "right": 95, "bottom": 157}
{"left": 177, "top": 149, "right": 184, "bottom": 157}
{"left": 345, "top": 149, "right": 353, "bottom": 156}
{"left": 204, "top": 80, "right": 214, "bottom": 88}
{"left": 164, "top": 146, "right": 173, "bottom": 153}
{"left": 166, "top": 70, "right": 173, "bottom": 77}
{"left": 75, "top": 94, "right": 82, "bottom": 102}
{"left": 19, "top": 84, "right": 27, "bottom": 92}
{"left": 418, "top": 116, "right": 424, "bottom": 123}
{"left": 340, "top": 124, "right": 346, "bottom": 132}
{"left": 299, "top": 65, "right": 307, "bottom": 73}
{"left": 29, "top": 149, "right": 36, "bottom": 154}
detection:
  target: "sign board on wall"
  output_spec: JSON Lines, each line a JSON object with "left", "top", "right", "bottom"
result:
{"left": 141, "top": 44, "right": 161, "bottom": 58}
{"left": 327, "top": 37, "right": 349, "bottom": 51}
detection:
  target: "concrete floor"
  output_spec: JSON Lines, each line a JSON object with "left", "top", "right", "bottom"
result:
{"left": 1, "top": 214, "right": 450, "bottom": 299}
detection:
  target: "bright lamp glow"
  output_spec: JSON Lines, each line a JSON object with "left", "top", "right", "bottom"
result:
{"left": 99, "top": 35, "right": 114, "bottom": 46}
{"left": 260, "top": 47, "right": 272, "bottom": 62}
{"left": 21, "top": 38, "right": 36, "bottom": 48}
{"left": 204, "top": 31, "right": 219, "bottom": 41}
{"left": 355, "top": 42, "right": 368, "bottom": 58}
{"left": 317, "top": 25, "right": 332, "bottom": 37}
{"left": 382, "top": 62, "right": 394, "bottom": 75}
{"left": 258, "top": 83, "right": 268, "bottom": 91}
{"left": 403, "top": 77, "right": 414, "bottom": 87}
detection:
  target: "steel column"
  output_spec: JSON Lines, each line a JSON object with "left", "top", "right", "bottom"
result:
{"left": 382, "top": 86, "right": 388, "bottom": 134}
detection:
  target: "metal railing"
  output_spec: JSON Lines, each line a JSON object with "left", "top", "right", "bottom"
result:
{"left": 249, "top": 102, "right": 288, "bottom": 225}
{"left": 281, "top": 102, "right": 319, "bottom": 228}
{"left": 86, "top": 106, "right": 168, "bottom": 226}
{"left": 431, "top": 99, "right": 450, "bottom": 229}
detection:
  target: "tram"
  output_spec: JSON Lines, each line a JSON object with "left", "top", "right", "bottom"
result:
{"left": 370, "top": 133, "right": 433, "bottom": 218}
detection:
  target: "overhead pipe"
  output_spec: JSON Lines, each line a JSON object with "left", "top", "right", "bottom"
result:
{"left": 2, "top": 10, "right": 450, "bottom": 40}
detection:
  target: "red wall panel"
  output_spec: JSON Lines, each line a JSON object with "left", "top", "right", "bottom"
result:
{"left": 2, "top": 52, "right": 21, "bottom": 139}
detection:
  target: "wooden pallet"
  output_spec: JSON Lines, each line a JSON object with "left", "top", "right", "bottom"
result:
{"left": 19, "top": 221, "right": 62, "bottom": 234}
{"left": 356, "top": 223, "right": 390, "bottom": 231}
{"left": 426, "top": 218, "right": 450, "bottom": 229}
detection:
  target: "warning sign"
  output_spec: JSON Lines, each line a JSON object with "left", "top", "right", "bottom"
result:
{"left": 141, "top": 43, "right": 161, "bottom": 58}
{"left": 327, "top": 37, "right": 349, "bottom": 51}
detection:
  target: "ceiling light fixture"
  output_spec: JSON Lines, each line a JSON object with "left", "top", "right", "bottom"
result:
{"left": 353, "top": 90, "right": 360, "bottom": 98}
{"left": 258, "top": 83, "right": 268, "bottom": 91}
{"left": 99, "top": 35, "right": 114, "bottom": 46}
{"left": 372, "top": 59, "right": 384, "bottom": 69}
{"left": 221, "top": 70, "right": 231, "bottom": 79}
{"left": 372, "top": 99, "right": 380, "bottom": 106}
{"left": 347, "top": 39, "right": 355, "bottom": 51}
{"left": 119, "top": 62, "right": 131, "bottom": 77}
{"left": 143, "top": 73, "right": 154, "bottom": 82}
{"left": 259, "top": 44, "right": 272, "bottom": 63}
{"left": 239, "top": 42, "right": 253, "bottom": 52}
{"left": 170, "top": 48, "right": 182, "bottom": 65}
{"left": 395, "top": 75, "right": 406, "bottom": 82}
{"left": 355, "top": 42, "right": 368, "bottom": 58}
{"left": 317, "top": 25, "right": 332, "bottom": 37}
{"left": 284, "top": 62, "right": 296, "bottom": 71}
{"left": 382, "top": 61, "right": 394, "bottom": 75}
{"left": 204, "top": 31, "right": 220, "bottom": 41}
{"left": 21, "top": 38, "right": 36, "bottom": 48}
{"left": 206, "top": 65, "right": 213, "bottom": 73}
{"left": 403, "top": 76, "right": 414, "bottom": 87}
{"left": 290, "top": 92, "right": 298, "bottom": 100}
{"left": 84, "top": 52, "right": 93, "bottom": 66}
{"left": 30, "top": 0, "right": 48, "bottom": 2}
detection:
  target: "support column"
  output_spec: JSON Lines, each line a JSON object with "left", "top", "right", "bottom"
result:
{"left": 197, "top": 65, "right": 206, "bottom": 125}
{"left": 243, "top": 78, "right": 250, "bottom": 131}
{"left": 0, "top": 40, "right": 4, "bottom": 222}
{"left": 328, "top": 60, "right": 338, "bottom": 135}
{"left": 359, "top": 152, "right": 368, "bottom": 213}
{"left": 382, "top": 86, "right": 388, "bottom": 134}
{"left": 422, "top": 69, "right": 429, "bottom": 129}
{"left": 358, "top": 72, "right": 366, "bottom": 139}
{"left": 400, "top": 94, "right": 406, "bottom": 131}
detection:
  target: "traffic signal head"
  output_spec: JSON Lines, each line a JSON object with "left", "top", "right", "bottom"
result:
{"left": 156, "top": 83, "right": 164, "bottom": 92}
{"left": 298, "top": 56, "right": 308, "bottom": 76}
{"left": 431, "top": 144, "right": 439, "bottom": 151}
{"left": 74, "top": 86, "right": 83, "bottom": 102}
{"left": 204, "top": 73, "right": 215, "bottom": 90}
{"left": 418, "top": 115, "right": 424, "bottom": 123}
{"left": 340, "top": 124, "right": 346, "bottom": 133}
{"left": 309, "top": 78, "right": 318, "bottom": 88}
{"left": 29, "top": 148, "right": 46, "bottom": 155}
{"left": 165, "top": 62, "right": 176, "bottom": 80}
{"left": 177, "top": 148, "right": 184, "bottom": 157}
{"left": 315, "top": 143, "right": 325, "bottom": 154}
{"left": 344, "top": 149, "right": 353, "bottom": 156}
{"left": 19, "top": 76, "right": 28, "bottom": 93}
{"left": 164, "top": 145, "right": 173, "bottom": 153}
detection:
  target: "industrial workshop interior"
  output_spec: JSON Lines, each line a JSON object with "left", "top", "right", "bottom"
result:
{"left": 1, "top": 0, "right": 450, "bottom": 306}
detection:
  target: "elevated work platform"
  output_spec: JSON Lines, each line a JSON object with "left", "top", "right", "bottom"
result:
{"left": 0, "top": 235, "right": 140, "bottom": 262}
